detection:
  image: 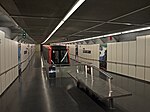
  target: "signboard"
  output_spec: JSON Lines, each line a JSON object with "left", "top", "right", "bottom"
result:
{"left": 99, "top": 44, "right": 107, "bottom": 70}
{"left": 83, "top": 48, "right": 91, "bottom": 54}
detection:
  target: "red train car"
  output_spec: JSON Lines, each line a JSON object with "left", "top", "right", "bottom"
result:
{"left": 42, "top": 45, "right": 70, "bottom": 65}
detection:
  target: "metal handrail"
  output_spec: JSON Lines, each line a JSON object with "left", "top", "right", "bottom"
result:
{"left": 78, "top": 62, "right": 113, "bottom": 79}
{"left": 71, "top": 59, "right": 113, "bottom": 97}
{"left": 107, "top": 61, "right": 150, "bottom": 68}
{"left": 92, "top": 65, "right": 113, "bottom": 79}
{"left": 0, "top": 53, "right": 34, "bottom": 77}
{"left": 70, "top": 53, "right": 150, "bottom": 68}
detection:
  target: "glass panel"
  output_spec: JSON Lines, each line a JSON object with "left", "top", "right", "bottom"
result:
{"left": 60, "top": 50, "right": 69, "bottom": 64}
{"left": 52, "top": 50, "right": 59, "bottom": 64}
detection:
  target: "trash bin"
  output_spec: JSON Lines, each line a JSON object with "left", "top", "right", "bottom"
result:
{"left": 48, "top": 65, "right": 56, "bottom": 78}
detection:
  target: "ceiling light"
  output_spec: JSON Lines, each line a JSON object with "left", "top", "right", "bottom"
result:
{"left": 42, "top": 0, "right": 85, "bottom": 44}
{"left": 62, "top": 26, "right": 150, "bottom": 44}
{"left": 63, "top": 0, "right": 85, "bottom": 22}
{"left": 122, "top": 27, "right": 150, "bottom": 34}
{"left": 103, "top": 32, "right": 122, "bottom": 37}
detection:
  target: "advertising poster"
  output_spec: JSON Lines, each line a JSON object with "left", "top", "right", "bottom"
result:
{"left": 99, "top": 44, "right": 107, "bottom": 70}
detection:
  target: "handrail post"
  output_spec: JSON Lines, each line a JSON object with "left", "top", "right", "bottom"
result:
{"left": 85, "top": 65, "right": 87, "bottom": 78}
{"left": 91, "top": 66, "right": 94, "bottom": 81}
{"left": 76, "top": 65, "right": 79, "bottom": 73}
{"left": 108, "top": 78, "right": 112, "bottom": 97}
{"left": 108, "top": 78, "right": 114, "bottom": 109}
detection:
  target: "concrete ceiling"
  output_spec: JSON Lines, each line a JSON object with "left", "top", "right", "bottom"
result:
{"left": 1, "top": 0, "right": 150, "bottom": 44}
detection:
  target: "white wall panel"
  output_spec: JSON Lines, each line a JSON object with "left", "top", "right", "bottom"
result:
{"left": 78, "top": 44, "right": 99, "bottom": 61}
{"left": 145, "top": 35, "right": 150, "bottom": 66}
{"left": 16, "top": 67, "right": 18, "bottom": 78}
{"left": 9, "top": 39, "right": 11, "bottom": 69}
{"left": 116, "top": 64, "right": 122, "bottom": 74}
{"left": 0, "top": 30, "right": 4, "bottom": 95}
{"left": 129, "top": 41, "right": 136, "bottom": 64}
{"left": 0, "top": 31, "right": 5, "bottom": 95}
{"left": 145, "top": 68, "right": 150, "bottom": 82}
{"left": 112, "top": 63, "right": 117, "bottom": 72}
{"left": 0, "top": 34, "right": 1, "bottom": 94}
{"left": 107, "top": 62, "right": 112, "bottom": 72}
{"left": 10, "top": 40, "right": 13, "bottom": 84}
{"left": 122, "top": 42, "right": 129, "bottom": 64}
{"left": 68, "top": 45, "right": 76, "bottom": 59}
{"left": 4, "top": 38, "right": 8, "bottom": 71}
{"left": 95, "top": 44, "right": 99, "bottom": 60}
{"left": 8, "top": 40, "right": 11, "bottom": 85}
{"left": 111, "top": 43, "right": 117, "bottom": 62}
{"left": 4, "top": 38, "right": 7, "bottom": 90}
{"left": 0, "top": 32, "right": 5, "bottom": 73}
{"left": 107, "top": 43, "right": 112, "bottom": 62}
{"left": 136, "top": 36, "right": 145, "bottom": 66}
{"left": 122, "top": 65, "right": 129, "bottom": 76}
{"left": 136, "top": 66, "right": 145, "bottom": 80}
{"left": 129, "top": 65, "right": 136, "bottom": 78}
{"left": 11, "top": 42, "right": 14, "bottom": 82}
{"left": 0, "top": 37, "right": 34, "bottom": 95}
{"left": 116, "top": 42, "right": 122, "bottom": 63}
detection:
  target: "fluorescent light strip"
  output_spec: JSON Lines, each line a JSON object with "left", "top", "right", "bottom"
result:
{"left": 42, "top": 0, "right": 85, "bottom": 44}
{"left": 122, "top": 27, "right": 150, "bottom": 34}
{"left": 63, "top": 0, "right": 85, "bottom": 22}
{"left": 62, "top": 26, "right": 150, "bottom": 44}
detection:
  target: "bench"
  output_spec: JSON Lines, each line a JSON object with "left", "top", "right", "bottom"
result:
{"left": 67, "top": 68, "right": 132, "bottom": 109}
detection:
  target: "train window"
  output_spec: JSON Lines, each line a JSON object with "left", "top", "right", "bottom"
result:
{"left": 52, "top": 49, "right": 69, "bottom": 64}
{"left": 60, "top": 50, "right": 69, "bottom": 63}
{"left": 52, "top": 50, "right": 59, "bottom": 64}
{"left": 43, "top": 45, "right": 70, "bottom": 65}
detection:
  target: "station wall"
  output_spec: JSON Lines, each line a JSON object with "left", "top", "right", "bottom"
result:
{"left": 67, "top": 44, "right": 76, "bottom": 59}
{"left": 68, "top": 44, "right": 100, "bottom": 68}
{"left": 21, "top": 43, "right": 35, "bottom": 72}
{"left": 0, "top": 30, "right": 35, "bottom": 95}
{"left": 107, "top": 35, "right": 150, "bottom": 82}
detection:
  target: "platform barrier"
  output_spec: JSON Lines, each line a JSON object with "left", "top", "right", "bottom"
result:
{"left": 65, "top": 61, "right": 132, "bottom": 109}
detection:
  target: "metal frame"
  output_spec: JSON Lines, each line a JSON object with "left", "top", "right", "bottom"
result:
{"left": 72, "top": 60, "right": 115, "bottom": 108}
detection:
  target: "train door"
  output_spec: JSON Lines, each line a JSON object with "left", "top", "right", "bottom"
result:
{"left": 51, "top": 49, "right": 69, "bottom": 64}
{"left": 60, "top": 50, "right": 69, "bottom": 64}
{"left": 52, "top": 50, "right": 60, "bottom": 64}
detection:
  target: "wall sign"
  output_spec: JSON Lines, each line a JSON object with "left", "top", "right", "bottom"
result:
{"left": 24, "top": 50, "right": 27, "bottom": 54}
{"left": 83, "top": 48, "right": 91, "bottom": 54}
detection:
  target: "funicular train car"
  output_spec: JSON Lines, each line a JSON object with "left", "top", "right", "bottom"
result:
{"left": 42, "top": 45, "right": 70, "bottom": 78}
{"left": 42, "top": 45, "right": 70, "bottom": 65}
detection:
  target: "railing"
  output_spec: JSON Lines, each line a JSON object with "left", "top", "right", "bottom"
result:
{"left": 72, "top": 60, "right": 113, "bottom": 97}
{"left": 0, "top": 53, "right": 34, "bottom": 77}
{"left": 70, "top": 53, "right": 150, "bottom": 68}
{"left": 69, "top": 59, "right": 132, "bottom": 109}
{"left": 107, "top": 61, "right": 150, "bottom": 68}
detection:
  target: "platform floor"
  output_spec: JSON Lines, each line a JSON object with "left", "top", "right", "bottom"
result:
{"left": 0, "top": 52, "right": 105, "bottom": 112}
{"left": 111, "top": 72, "right": 150, "bottom": 112}
{"left": 69, "top": 59, "right": 150, "bottom": 112}
{"left": 1, "top": 53, "right": 150, "bottom": 112}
